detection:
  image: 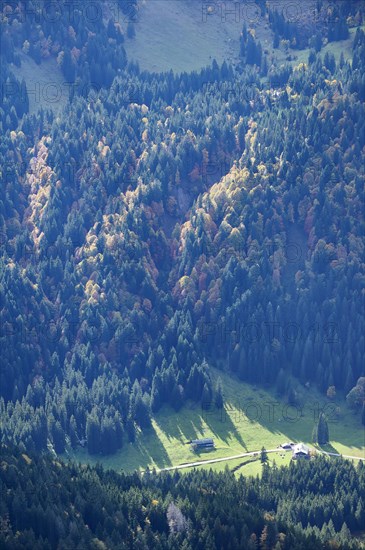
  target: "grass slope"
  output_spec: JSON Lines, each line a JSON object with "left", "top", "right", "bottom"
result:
{"left": 11, "top": 51, "right": 68, "bottom": 115}
{"left": 124, "top": 0, "right": 242, "bottom": 73}
{"left": 124, "top": 0, "right": 359, "bottom": 74}
{"left": 65, "top": 368, "right": 365, "bottom": 474}
{"left": 183, "top": 451, "right": 293, "bottom": 478}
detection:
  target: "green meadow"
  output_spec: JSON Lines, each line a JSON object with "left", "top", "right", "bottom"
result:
{"left": 65, "top": 368, "right": 365, "bottom": 474}
{"left": 183, "top": 451, "right": 293, "bottom": 478}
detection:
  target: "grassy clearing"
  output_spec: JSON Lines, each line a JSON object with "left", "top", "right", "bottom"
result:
{"left": 124, "top": 0, "right": 242, "bottom": 73}
{"left": 11, "top": 51, "right": 68, "bottom": 115}
{"left": 183, "top": 451, "right": 292, "bottom": 477}
{"left": 124, "top": 0, "right": 361, "bottom": 74}
{"left": 235, "top": 451, "right": 293, "bottom": 477}
{"left": 123, "top": 0, "right": 292, "bottom": 74}
{"left": 64, "top": 367, "right": 365, "bottom": 474}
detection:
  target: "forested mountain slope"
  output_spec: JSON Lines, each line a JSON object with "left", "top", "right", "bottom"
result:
{"left": 0, "top": 1, "right": 364, "bottom": 459}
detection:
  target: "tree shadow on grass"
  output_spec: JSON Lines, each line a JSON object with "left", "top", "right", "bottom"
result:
{"left": 322, "top": 443, "right": 339, "bottom": 454}
{"left": 219, "top": 370, "right": 365, "bottom": 454}
{"left": 153, "top": 403, "right": 206, "bottom": 442}
{"left": 316, "top": 442, "right": 347, "bottom": 455}
{"left": 202, "top": 404, "right": 248, "bottom": 450}
{"left": 121, "top": 424, "right": 173, "bottom": 471}
{"left": 153, "top": 400, "right": 248, "bottom": 452}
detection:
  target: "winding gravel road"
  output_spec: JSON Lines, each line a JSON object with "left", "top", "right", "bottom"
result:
{"left": 149, "top": 447, "right": 365, "bottom": 474}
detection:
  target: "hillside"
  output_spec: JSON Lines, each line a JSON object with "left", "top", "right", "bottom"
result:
{"left": 1, "top": 1, "right": 365, "bottom": 546}
{"left": 1, "top": 0, "right": 364, "bottom": 459}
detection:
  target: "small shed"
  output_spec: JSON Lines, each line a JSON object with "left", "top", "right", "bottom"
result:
{"left": 292, "top": 443, "right": 310, "bottom": 459}
{"left": 191, "top": 438, "right": 215, "bottom": 451}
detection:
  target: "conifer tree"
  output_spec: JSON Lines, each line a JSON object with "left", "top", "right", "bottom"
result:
{"left": 312, "top": 412, "right": 329, "bottom": 445}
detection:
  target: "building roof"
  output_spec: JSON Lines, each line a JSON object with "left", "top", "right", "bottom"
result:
{"left": 191, "top": 438, "right": 214, "bottom": 445}
{"left": 292, "top": 443, "right": 310, "bottom": 455}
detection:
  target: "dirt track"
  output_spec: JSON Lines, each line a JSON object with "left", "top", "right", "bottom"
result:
{"left": 147, "top": 447, "right": 365, "bottom": 474}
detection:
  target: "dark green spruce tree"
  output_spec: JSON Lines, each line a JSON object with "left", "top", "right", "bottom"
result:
{"left": 312, "top": 412, "right": 329, "bottom": 445}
